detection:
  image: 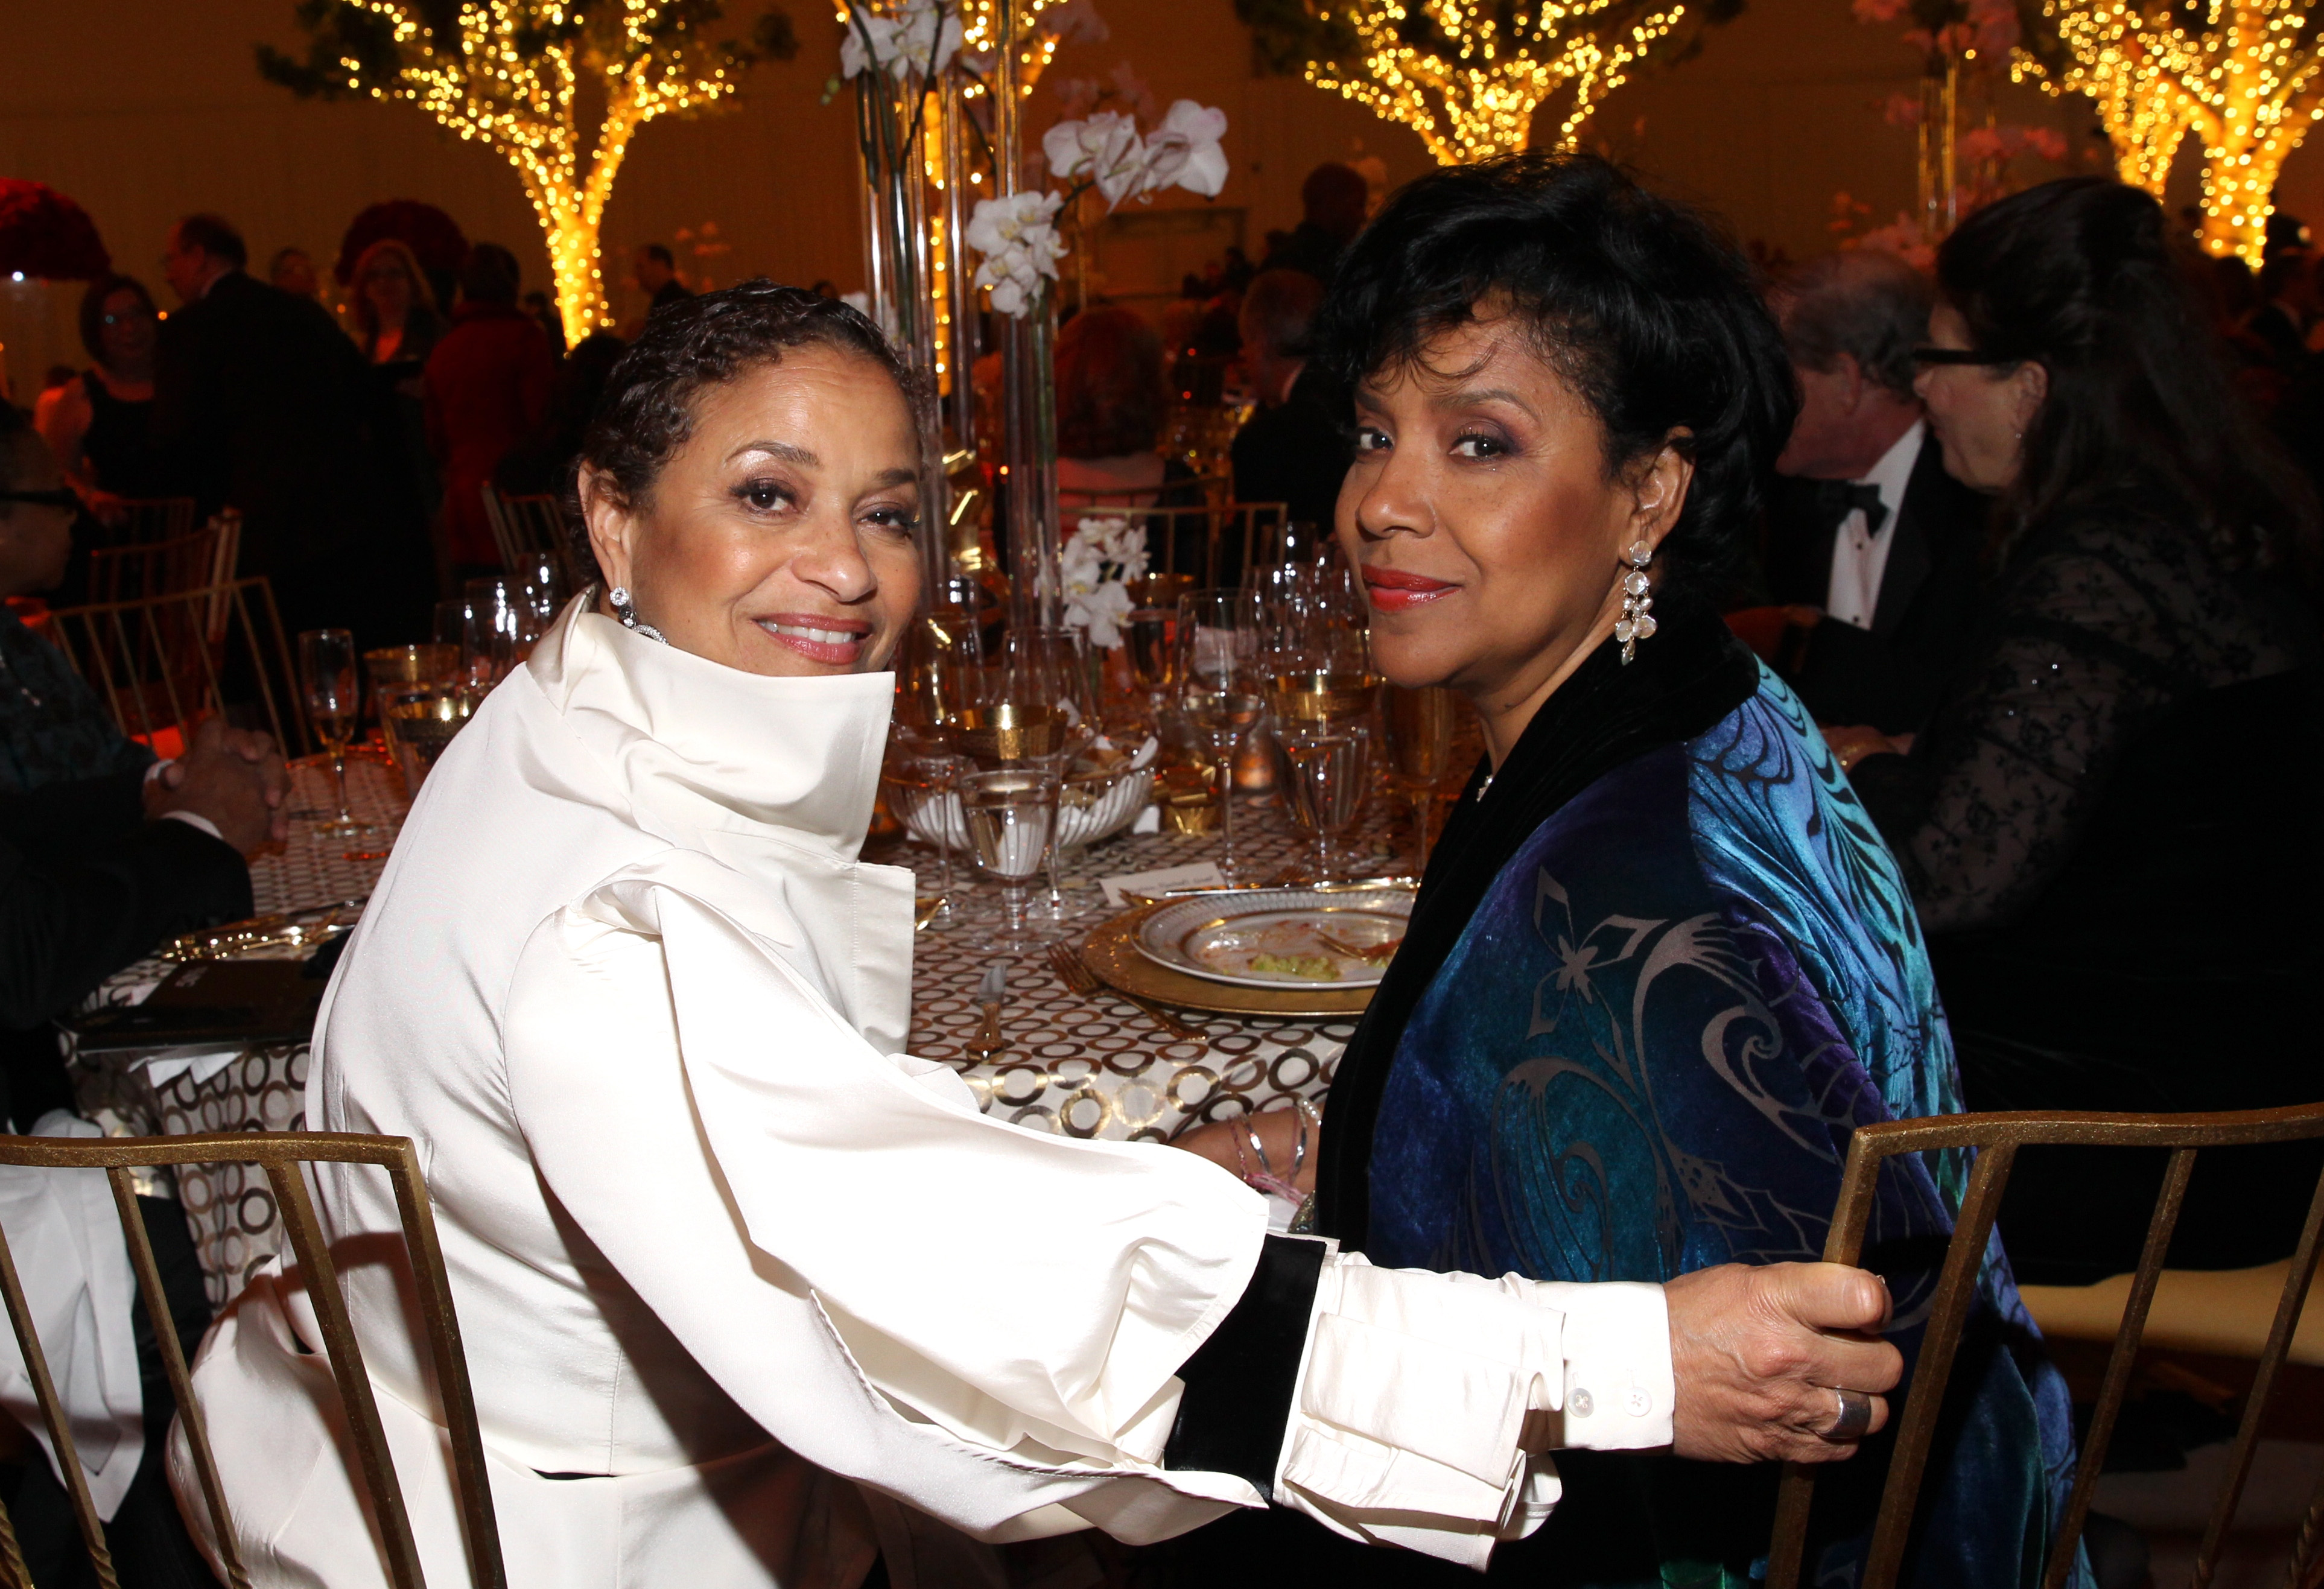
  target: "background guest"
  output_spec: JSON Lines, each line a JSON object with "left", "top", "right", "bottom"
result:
{"left": 1837, "top": 177, "right": 2324, "bottom": 1284}
{"left": 34, "top": 275, "right": 177, "bottom": 530}
{"left": 1260, "top": 162, "right": 1370, "bottom": 282}
{"left": 150, "top": 212, "right": 430, "bottom": 643}
{"left": 2249, "top": 249, "right": 2317, "bottom": 376}
{"left": 1055, "top": 305, "right": 1184, "bottom": 504}
{"left": 621, "top": 242, "right": 691, "bottom": 338}
{"left": 349, "top": 236, "right": 445, "bottom": 537}
{"left": 1760, "top": 251, "right": 1989, "bottom": 733}
{"left": 493, "top": 330, "right": 625, "bottom": 500}
{"left": 1229, "top": 268, "right": 1348, "bottom": 532}
{"left": 268, "top": 246, "right": 322, "bottom": 302}
{"left": 425, "top": 243, "right": 557, "bottom": 582}
{"left": 521, "top": 288, "right": 565, "bottom": 355}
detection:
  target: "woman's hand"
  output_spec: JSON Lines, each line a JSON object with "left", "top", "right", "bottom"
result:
{"left": 1665, "top": 1262, "right": 1902, "bottom": 1464}
{"left": 1172, "top": 1105, "right": 1319, "bottom": 1199}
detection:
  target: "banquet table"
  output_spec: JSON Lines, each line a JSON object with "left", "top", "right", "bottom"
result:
{"left": 69, "top": 752, "right": 1414, "bottom": 1306}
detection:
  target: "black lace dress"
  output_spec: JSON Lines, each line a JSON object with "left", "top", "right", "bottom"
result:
{"left": 1854, "top": 500, "right": 2324, "bottom": 1284}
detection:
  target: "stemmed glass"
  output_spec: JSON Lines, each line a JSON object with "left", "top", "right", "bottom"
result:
{"left": 297, "top": 628, "right": 366, "bottom": 837}
{"left": 1125, "top": 573, "right": 1193, "bottom": 722}
{"left": 463, "top": 578, "right": 518, "bottom": 690}
{"left": 999, "top": 627, "right": 1100, "bottom": 918}
{"left": 1176, "top": 589, "right": 1266, "bottom": 878}
{"left": 957, "top": 767, "right": 1062, "bottom": 953}
{"left": 886, "top": 732, "right": 968, "bottom": 930}
{"left": 1383, "top": 684, "right": 1456, "bottom": 871}
{"left": 1270, "top": 665, "right": 1379, "bottom": 881}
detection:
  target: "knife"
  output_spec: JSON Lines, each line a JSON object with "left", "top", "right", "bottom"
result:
{"left": 968, "top": 962, "right": 1008, "bottom": 1059}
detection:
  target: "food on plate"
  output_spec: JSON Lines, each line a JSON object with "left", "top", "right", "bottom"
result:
{"left": 1249, "top": 951, "right": 1342, "bottom": 981}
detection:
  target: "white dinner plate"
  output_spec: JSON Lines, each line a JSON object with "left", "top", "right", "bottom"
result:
{"left": 1131, "top": 887, "right": 1414, "bottom": 989}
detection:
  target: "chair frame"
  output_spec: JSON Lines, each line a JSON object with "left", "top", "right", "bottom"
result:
{"left": 84, "top": 511, "right": 241, "bottom": 606}
{"left": 1766, "top": 1102, "right": 2324, "bottom": 1589}
{"left": 480, "top": 485, "right": 583, "bottom": 595}
{"left": 1066, "top": 500, "right": 1289, "bottom": 587}
{"left": 0, "top": 1132, "right": 506, "bottom": 1589}
{"left": 43, "top": 576, "right": 308, "bottom": 758}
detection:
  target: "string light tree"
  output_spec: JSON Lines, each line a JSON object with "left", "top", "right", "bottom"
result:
{"left": 259, "top": 0, "right": 799, "bottom": 344}
{"left": 2009, "top": 0, "right": 2324, "bottom": 262}
{"left": 1236, "top": 0, "right": 1733, "bottom": 163}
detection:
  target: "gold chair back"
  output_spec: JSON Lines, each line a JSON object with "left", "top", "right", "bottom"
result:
{"left": 0, "top": 1131, "right": 505, "bottom": 1589}
{"left": 44, "top": 577, "right": 306, "bottom": 758}
{"left": 84, "top": 512, "right": 241, "bottom": 606}
{"left": 478, "top": 486, "right": 582, "bottom": 595}
{"left": 1765, "top": 1102, "right": 2324, "bottom": 1589}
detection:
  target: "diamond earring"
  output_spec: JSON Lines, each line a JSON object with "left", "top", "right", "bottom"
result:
{"left": 1616, "top": 540, "right": 1656, "bottom": 665}
{"left": 607, "top": 585, "right": 667, "bottom": 645}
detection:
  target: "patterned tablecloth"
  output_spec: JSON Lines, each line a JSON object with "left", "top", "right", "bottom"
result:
{"left": 72, "top": 751, "right": 1418, "bottom": 1305}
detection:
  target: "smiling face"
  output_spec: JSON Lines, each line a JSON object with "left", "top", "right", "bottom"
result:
{"left": 1336, "top": 312, "right": 1691, "bottom": 763}
{"left": 580, "top": 344, "right": 924, "bottom": 677}
{"left": 1913, "top": 300, "right": 2046, "bottom": 493}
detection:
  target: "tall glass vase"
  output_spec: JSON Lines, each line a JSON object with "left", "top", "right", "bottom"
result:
{"left": 1917, "top": 57, "right": 1960, "bottom": 239}
{"left": 855, "top": 61, "right": 956, "bottom": 600}
{"left": 991, "top": 0, "right": 1062, "bottom": 631}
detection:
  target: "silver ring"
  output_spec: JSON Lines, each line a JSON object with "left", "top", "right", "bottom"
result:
{"left": 1821, "top": 1386, "right": 1876, "bottom": 1442}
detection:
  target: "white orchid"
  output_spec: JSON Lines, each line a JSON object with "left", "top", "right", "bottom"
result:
{"left": 1059, "top": 515, "right": 1149, "bottom": 649}
{"left": 1043, "top": 112, "right": 1148, "bottom": 208}
{"left": 839, "top": 0, "right": 960, "bottom": 80}
{"left": 967, "top": 191, "right": 1068, "bottom": 317}
{"left": 1137, "top": 100, "right": 1230, "bottom": 198}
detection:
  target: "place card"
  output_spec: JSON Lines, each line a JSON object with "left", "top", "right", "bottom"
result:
{"left": 1099, "top": 861, "right": 1226, "bottom": 909}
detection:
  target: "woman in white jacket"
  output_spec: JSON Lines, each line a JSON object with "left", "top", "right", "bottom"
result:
{"left": 176, "top": 284, "right": 1900, "bottom": 1587}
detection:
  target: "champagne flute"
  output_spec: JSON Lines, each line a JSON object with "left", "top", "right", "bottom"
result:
{"left": 1178, "top": 589, "right": 1266, "bottom": 877}
{"left": 958, "top": 768, "right": 1061, "bottom": 953}
{"left": 1383, "top": 683, "right": 1457, "bottom": 869}
{"left": 297, "top": 628, "right": 365, "bottom": 837}
{"left": 887, "top": 732, "right": 967, "bottom": 930}
{"left": 1000, "top": 627, "right": 1099, "bottom": 918}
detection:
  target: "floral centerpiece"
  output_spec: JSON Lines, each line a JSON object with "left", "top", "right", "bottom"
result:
{"left": 0, "top": 180, "right": 110, "bottom": 281}
{"left": 1060, "top": 513, "right": 1149, "bottom": 649}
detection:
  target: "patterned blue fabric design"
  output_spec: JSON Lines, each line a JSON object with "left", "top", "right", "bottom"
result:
{"left": 1368, "top": 668, "right": 2082, "bottom": 1588}
{"left": 0, "top": 609, "right": 152, "bottom": 793}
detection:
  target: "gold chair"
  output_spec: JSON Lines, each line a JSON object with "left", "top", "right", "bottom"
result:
{"left": 1765, "top": 1102, "right": 2324, "bottom": 1589}
{"left": 479, "top": 485, "right": 583, "bottom": 595}
{"left": 0, "top": 1131, "right": 505, "bottom": 1589}
{"left": 104, "top": 499, "right": 198, "bottom": 547}
{"left": 84, "top": 512, "right": 241, "bottom": 605}
{"left": 44, "top": 577, "right": 306, "bottom": 758}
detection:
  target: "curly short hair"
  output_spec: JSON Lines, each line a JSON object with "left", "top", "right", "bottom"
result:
{"left": 1309, "top": 150, "right": 1797, "bottom": 604}
{"left": 1770, "top": 249, "right": 1933, "bottom": 399}
{"left": 568, "top": 279, "right": 916, "bottom": 583}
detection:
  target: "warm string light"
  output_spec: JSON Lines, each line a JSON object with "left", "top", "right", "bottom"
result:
{"left": 1304, "top": 0, "right": 1687, "bottom": 162}
{"left": 337, "top": 0, "right": 749, "bottom": 341}
{"left": 2013, "top": 0, "right": 2324, "bottom": 263}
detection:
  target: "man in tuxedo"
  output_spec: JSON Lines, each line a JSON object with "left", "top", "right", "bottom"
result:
{"left": 150, "top": 212, "right": 428, "bottom": 646}
{"left": 1762, "top": 251, "right": 1989, "bottom": 734}
{"left": 1230, "top": 268, "right": 1350, "bottom": 532}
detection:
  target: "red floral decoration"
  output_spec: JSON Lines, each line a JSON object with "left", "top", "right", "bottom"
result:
{"left": 0, "top": 180, "right": 112, "bottom": 281}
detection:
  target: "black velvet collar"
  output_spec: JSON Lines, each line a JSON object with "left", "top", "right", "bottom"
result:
{"left": 1314, "top": 603, "right": 1761, "bottom": 1249}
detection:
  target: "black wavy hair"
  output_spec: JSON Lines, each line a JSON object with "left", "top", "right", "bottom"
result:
{"left": 1309, "top": 149, "right": 1797, "bottom": 604}
{"left": 568, "top": 278, "right": 918, "bottom": 583}
{"left": 1937, "top": 177, "right": 2314, "bottom": 576}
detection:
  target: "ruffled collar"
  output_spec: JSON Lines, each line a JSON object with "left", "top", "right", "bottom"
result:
{"left": 523, "top": 592, "right": 895, "bottom": 861}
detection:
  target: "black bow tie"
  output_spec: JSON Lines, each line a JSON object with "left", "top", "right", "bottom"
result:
{"left": 1815, "top": 480, "right": 1890, "bottom": 536}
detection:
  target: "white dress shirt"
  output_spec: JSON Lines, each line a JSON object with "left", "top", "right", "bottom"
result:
{"left": 1825, "top": 420, "right": 1925, "bottom": 630}
{"left": 174, "top": 597, "right": 1674, "bottom": 1585}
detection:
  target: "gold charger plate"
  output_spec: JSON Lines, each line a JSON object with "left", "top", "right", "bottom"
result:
{"left": 1081, "top": 904, "right": 1376, "bottom": 1018}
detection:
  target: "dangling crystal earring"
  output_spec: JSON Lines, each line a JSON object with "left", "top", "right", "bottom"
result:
{"left": 1616, "top": 541, "right": 1656, "bottom": 665}
{"left": 607, "top": 585, "right": 667, "bottom": 645}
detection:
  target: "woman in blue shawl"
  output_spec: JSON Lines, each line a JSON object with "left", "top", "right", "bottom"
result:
{"left": 1170, "top": 152, "right": 2081, "bottom": 1587}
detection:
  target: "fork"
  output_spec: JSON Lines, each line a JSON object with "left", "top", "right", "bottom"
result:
{"left": 1046, "top": 942, "right": 1207, "bottom": 1045}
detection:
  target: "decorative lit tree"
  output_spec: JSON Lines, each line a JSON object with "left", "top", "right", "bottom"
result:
{"left": 1238, "top": 0, "right": 1731, "bottom": 163}
{"left": 2011, "top": 0, "right": 2324, "bottom": 262}
{"left": 261, "top": 0, "right": 797, "bottom": 341}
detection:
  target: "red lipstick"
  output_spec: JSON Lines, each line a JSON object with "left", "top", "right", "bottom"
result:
{"left": 1361, "top": 566, "right": 1459, "bottom": 614}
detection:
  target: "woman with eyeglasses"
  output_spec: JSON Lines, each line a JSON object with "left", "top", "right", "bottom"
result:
{"left": 31, "top": 274, "right": 179, "bottom": 530}
{"left": 1830, "top": 177, "right": 2324, "bottom": 1288}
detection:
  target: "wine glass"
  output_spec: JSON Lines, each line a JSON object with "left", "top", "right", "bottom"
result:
{"left": 297, "top": 628, "right": 366, "bottom": 837}
{"left": 1125, "top": 573, "right": 1194, "bottom": 719}
{"left": 463, "top": 578, "right": 518, "bottom": 690}
{"left": 999, "top": 627, "right": 1100, "bottom": 918}
{"left": 510, "top": 554, "right": 562, "bottom": 658}
{"left": 1269, "top": 666, "right": 1379, "bottom": 881}
{"left": 886, "top": 731, "right": 968, "bottom": 931}
{"left": 958, "top": 767, "right": 1061, "bottom": 952}
{"left": 1177, "top": 589, "right": 1266, "bottom": 877}
{"left": 1383, "top": 684, "right": 1457, "bottom": 870}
